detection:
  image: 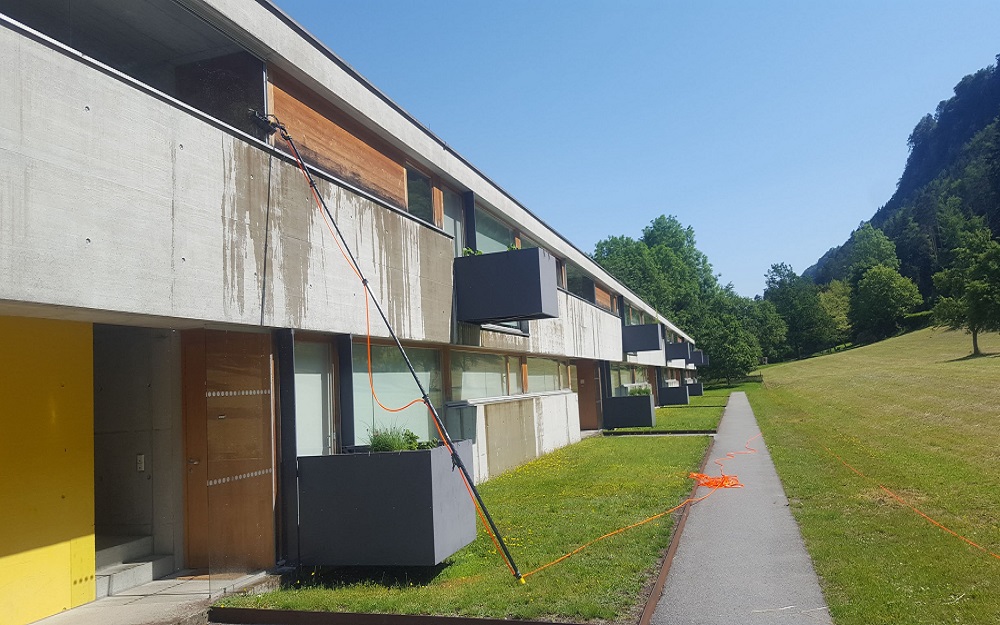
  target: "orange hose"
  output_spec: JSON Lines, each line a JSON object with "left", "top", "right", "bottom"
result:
{"left": 826, "top": 447, "right": 1000, "bottom": 561}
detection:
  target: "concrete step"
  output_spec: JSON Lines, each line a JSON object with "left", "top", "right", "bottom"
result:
{"left": 96, "top": 554, "right": 175, "bottom": 598}
{"left": 95, "top": 535, "right": 154, "bottom": 570}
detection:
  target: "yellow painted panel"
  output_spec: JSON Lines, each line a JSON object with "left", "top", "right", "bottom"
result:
{"left": 0, "top": 316, "right": 94, "bottom": 625}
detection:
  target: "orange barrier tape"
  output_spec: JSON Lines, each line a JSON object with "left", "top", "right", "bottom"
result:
{"left": 826, "top": 446, "right": 1000, "bottom": 562}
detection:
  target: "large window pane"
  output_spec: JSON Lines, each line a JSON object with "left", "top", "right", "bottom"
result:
{"left": 406, "top": 168, "right": 434, "bottom": 224}
{"left": 527, "top": 357, "right": 560, "bottom": 393}
{"left": 474, "top": 207, "right": 514, "bottom": 254}
{"left": 450, "top": 352, "right": 510, "bottom": 401}
{"left": 294, "top": 341, "right": 334, "bottom": 456}
{"left": 353, "top": 343, "right": 441, "bottom": 443}
{"left": 442, "top": 188, "right": 465, "bottom": 257}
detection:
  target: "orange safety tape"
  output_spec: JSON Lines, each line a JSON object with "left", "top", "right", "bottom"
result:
{"left": 520, "top": 433, "right": 762, "bottom": 580}
{"left": 826, "top": 447, "right": 1000, "bottom": 562}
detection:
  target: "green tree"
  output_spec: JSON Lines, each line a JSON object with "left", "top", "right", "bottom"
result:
{"left": 849, "top": 265, "right": 923, "bottom": 342}
{"left": 593, "top": 236, "right": 669, "bottom": 313}
{"left": 697, "top": 314, "right": 762, "bottom": 384}
{"left": 818, "top": 279, "right": 851, "bottom": 345}
{"left": 764, "top": 263, "right": 836, "bottom": 358}
{"left": 932, "top": 227, "right": 1000, "bottom": 355}
{"left": 846, "top": 223, "right": 900, "bottom": 282}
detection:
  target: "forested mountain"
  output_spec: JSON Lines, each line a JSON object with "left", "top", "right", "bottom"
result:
{"left": 805, "top": 54, "right": 1000, "bottom": 298}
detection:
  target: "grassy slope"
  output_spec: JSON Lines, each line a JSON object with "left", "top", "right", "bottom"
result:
{"left": 224, "top": 435, "right": 710, "bottom": 622}
{"left": 747, "top": 328, "right": 1000, "bottom": 625}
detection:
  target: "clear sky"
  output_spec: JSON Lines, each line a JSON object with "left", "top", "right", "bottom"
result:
{"left": 272, "top": 0, "right": 1000, "bottom": 297}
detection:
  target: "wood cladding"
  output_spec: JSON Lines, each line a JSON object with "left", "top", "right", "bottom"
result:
{"left": 269, "top": 67, "right": 406, "bottom": 207}
{"left": 594, "top": 285, "right": 613, "bottom": 311}
{"left": 182, "top": 329, "right": 276, "bottom": 572}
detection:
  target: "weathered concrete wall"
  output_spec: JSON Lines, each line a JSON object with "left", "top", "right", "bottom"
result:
{"left": 445, "top": 391, "right": 580, "bottom": 483}
{"left": 458, "top": 292, "right": 622, "bottom": 361}
{"left": 0, "top": 25, "right": 452, "bottom": 342}
{"left": 93, "top": 325, "right": 184, "bottom": 564}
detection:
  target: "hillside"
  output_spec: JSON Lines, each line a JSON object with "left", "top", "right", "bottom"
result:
{"left": 805, "top": 54, "right": 1000, "bottom": 298}
{"left": 747, "top": 327, "right": 1000, "bottom": 624}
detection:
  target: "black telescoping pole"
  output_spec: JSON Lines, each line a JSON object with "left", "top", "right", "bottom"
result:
{"left": 257, "top": 112, "right": 522, "bottom": 580}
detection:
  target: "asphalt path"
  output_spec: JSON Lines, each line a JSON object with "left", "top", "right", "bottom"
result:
{"left": 652, "top": 392, "right": 833, "bottom": 624}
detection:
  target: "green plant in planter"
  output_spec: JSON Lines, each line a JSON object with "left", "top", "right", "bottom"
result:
{"left": 462, "top": 247, "right": 482, "bottom": 257}
{"left": 368, "top": 426, "right": 439, "bottom": 451}
{"left": 628, "top": 385, "right": 652, "bottom": 396}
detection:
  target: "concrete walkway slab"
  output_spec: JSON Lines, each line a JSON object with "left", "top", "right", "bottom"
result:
{"left": 652, "top": 392, "right": 832, "bottom": 624}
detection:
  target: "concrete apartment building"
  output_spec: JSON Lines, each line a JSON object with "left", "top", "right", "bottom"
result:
{"left": 0, "top": 1, "right": 705, "bottom": 623}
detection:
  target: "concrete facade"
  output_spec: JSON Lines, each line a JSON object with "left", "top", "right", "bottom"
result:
{"left": 0, "top": 2, "right": 699, "bottom": 622}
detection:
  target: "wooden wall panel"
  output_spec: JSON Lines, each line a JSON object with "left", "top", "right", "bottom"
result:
{"left": 269, "top": 67, "right": 406, "bottom": 207}
{"left": 594, "top": 285, "right": 613, "bottom": 311}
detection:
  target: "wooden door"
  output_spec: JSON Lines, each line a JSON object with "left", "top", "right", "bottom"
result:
{"left": 183, "top": 330, "right": 275, "bottom": 572}
{"left": 575, "top": 360, "right": 602, "bottom": 430}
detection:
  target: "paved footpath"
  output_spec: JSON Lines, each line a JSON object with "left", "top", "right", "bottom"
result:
{"left": 652, "top": 392, "right": 833, "bottom": 625}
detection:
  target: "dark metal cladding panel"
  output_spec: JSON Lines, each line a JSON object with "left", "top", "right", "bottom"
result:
{"left": 622, "top": 324, "right": 665, "bottom": 353}
{"left": 666, "top": 342, "right": 692, "bottom": 361}
{"left": 297, "top": 441, "right": 475, "bottom": 566}
{"left": 453, "top": 247, "right": 559, "bottom": 324}
{"left": 687, "top": 382, "right": 704, "bottom": 396}
{"left": 601, "top": 395, "right": 655, "bottom": 429}
{"left": 658, "top": 385, "right": 690, "bottom": 406}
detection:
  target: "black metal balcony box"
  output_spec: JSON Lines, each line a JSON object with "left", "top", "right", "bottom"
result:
{"left": 658, "top": 385, "right": 690, "bottom": 406}
{"left": 690, "top": 349, "right": 707, "bottom": 366}
{"left": 666, "top": 342, "right": 692, "bottom": 361}
{"left": 687, "top": 381, "right": 704, "bottom": 396}
{"left": 296, "top": 440, "right": 476, "bottom": 566}
{"left": 622, "top": 324, "right": 665, "bottom": 353}
{"left": 602, "top": 394, "right": 655, "bottom": 429}
{"left": 454, "top": 247, "right": 559, "bottom": 324}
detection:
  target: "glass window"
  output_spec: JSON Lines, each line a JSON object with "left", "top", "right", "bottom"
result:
{"left": 294, "top": 341, "right": 334, "bottom": 456}
{"left": 353, "top": 343, "right": 441, "bottom": 443}
{"left": 565, "top": 263, "right": 594, "bottom": 301}
{"left": 450, "top": 352, "right": 525, "bottom": 400}
{"left": 442, "top": 187, "right": 465, "bottom": 257}
{"left": 527, "top": 358, "right": 560, "bottom": 393}
{"left": 568, "top": 364, "right": 578, "bottom": 392}
{"left": 406, "top": 167, "right": 434, "bottom": 224}
{"left": 610, "top": 363, "right": 629, "bottom": 397}
{"left": 474, "top": 206, "right": 515, "bottom": 254}
{"left": 634, "top": 366, "right": 649, "bottom": 385}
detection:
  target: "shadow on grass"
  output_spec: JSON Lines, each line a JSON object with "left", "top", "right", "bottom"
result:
{"left": 945, "top": 351, "right": 1000, "bottom": 363}
{"left": 286, "top": 563, "right": 449, "bottom": 590}
{"left": 664, "top": 404, "right": 728, "bottom": 408}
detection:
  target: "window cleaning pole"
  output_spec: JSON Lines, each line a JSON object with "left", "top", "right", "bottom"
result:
{"left": 251, "top": 111, "right": 523, "bottom": 581}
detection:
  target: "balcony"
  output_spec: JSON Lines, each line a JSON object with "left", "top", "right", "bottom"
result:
{"left": 658, "top": 385, "right": 690, "bottom": 406}
{"left": 622, "top": 323, "right": 665, "bottom": 353}
{"left": 686, "top": 381, "right": 704, "bottom": 396}
{"left": 690, "top": 349, "right": 708, "bottom": 366}
{"left": 454, "top": 248, "right": 559, "bottom": 324}
{"left": 666, "top": 342, "right": 692, "bottom": 361}
{"left": 602, "top": 394, "right": 655, "bottom": 429}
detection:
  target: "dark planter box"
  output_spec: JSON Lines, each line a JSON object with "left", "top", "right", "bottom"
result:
{"left": 622, "top": 324, "right": 664, "bottom": 353}
{"left": 454, "top": 247, "right": 559, "bottom": 324}
{"left": 666, "top": 342, "right": 692, "bottom": 361}
{"left": 602, "top": 394, "right": 655, "bottom": 429}
{"left": 297, "top": 440, "right": 476, "bottom": 567}
{"left": 658, "top": 385, "right": 689, "bottom": 406}
{"left": 687, "top": 382, "right": 704, "bottom": 396}
{"left": 690, "top": 349, "right": 707, "bottom": 366}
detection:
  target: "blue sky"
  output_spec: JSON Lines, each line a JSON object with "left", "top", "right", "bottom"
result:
{"left": 273, "top": 0, "right": 1000, "bottom": 297}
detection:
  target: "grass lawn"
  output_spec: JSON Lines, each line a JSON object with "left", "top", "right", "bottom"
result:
{"left": 747, "top": 328, "right": 1000, "bottom": 625}
{"left": 221, "top": 435, "right": 711, "bottom": 622}
{"left": 613, "top": 387, "right": 732, "bottom": 434}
